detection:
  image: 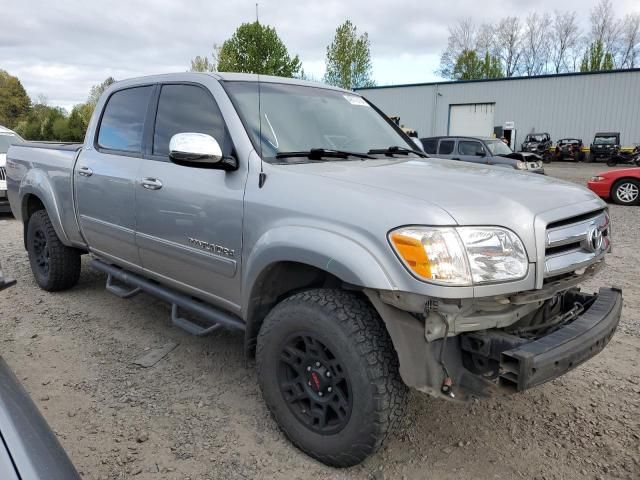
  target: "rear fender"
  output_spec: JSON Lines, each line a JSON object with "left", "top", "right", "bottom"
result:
{"left": 19, "top": 169, "right": 70, "bottom": 245}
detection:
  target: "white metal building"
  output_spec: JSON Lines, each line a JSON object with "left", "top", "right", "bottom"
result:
{"left": 356, "top": 68, "right": 640, "bottom": 149}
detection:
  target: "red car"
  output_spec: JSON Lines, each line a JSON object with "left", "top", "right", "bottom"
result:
{"left": 587, "top": 167, "right": 640, "bottom": 205}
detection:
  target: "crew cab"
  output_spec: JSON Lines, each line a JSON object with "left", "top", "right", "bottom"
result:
{"left": 420, "top": 135, "right": 544, "bottom": 173}
{"left": 7, "top": 73, "right": 621, "bottom": 467}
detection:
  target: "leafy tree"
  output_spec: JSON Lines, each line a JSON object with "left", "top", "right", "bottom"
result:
{"left": 87, "top": 77, "right": 116, "bottom": 106}
{"left": 190, "top": 55, "right": 216, "bottom": 72}
{"left": 453, "top": 50, "right": 502, "bottom": 80}
{"left": 324, "top": 20, "right": 375, "bottom": 89}
{"left": 0, "top": 70, "right": 31, "bottom": 128}
{"left": 580, "top": 40, "right": 615, "bottom": 71}
{"left": 216, "top": 22, "right": 301, "bottom": 77}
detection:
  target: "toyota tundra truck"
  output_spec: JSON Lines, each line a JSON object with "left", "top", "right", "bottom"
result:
{"left": 6, "top": 73, "right": 622, "bottom": 467}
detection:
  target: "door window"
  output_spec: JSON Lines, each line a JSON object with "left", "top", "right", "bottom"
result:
{"left": 438, "top": 140, "right": 455, "bottom": 155}
{"left": 458, "top": 140, "right": 485, "bottom": 156}
{"left": 421, "top": 138, "right": 437, "bottom": 154}
{"left": 97, "top": 86, "right": 153, "bottom": 153}
{"left": 153, "top": 84, "right": 226, "bottom": 157}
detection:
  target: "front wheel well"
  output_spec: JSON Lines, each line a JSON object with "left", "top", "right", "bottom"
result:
{"left": 244, "top": 262, "right": 346, "bottom": 357}
{"left": 22, "top": 194, "right": 46, "bottom": 250}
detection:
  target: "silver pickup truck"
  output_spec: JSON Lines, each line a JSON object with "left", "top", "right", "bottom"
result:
{"left": 6, "top": 73, "right": 622, "bottom": 467}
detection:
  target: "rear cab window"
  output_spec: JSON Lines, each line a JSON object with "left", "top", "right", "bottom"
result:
{"left": 421, "top": 138, "right": 437, "bottom": 154}
{"left": 97, "top": 86, "right": 154, "bottom": 153}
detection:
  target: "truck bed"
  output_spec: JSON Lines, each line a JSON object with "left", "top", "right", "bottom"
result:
{"left": 7, "top": 142, "right": 85, "bottom": 246}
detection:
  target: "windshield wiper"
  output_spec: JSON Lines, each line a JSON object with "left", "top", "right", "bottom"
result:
{"left": 368, "top": 146, "right": 428, "bottom": 158}
{"left": 275, "top": 148, "right": 373, "bottom": 160}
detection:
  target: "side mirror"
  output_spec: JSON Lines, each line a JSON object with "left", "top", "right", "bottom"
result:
{"left": 169, "top": 133, "right": 223, "bottom": 165}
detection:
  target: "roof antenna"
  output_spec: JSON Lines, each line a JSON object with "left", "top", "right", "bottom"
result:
{"left": 256, "top": 2, "right": 267, "bottom": 188}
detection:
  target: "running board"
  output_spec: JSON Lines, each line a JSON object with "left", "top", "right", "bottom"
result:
{"left": 91, "top": 259, "right": 245, "bottom": 334}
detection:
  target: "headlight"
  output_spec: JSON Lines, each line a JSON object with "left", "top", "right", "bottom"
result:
{"left": 590, "top": 176, "right": 605, "bottom": 182}
{"left": 389, "top": 227, "right": 528, "bottom": 286}
{"left": 515, "top": 160, "right": 527, "bottom": 170}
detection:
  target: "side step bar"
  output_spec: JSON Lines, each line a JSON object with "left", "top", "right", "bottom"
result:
{"left": 90, "top": 259, "right": 245, "bottom": 335}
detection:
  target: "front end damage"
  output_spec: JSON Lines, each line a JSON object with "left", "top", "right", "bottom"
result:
{"left": 365, "top": 263, "right": 623, "bottom": 401}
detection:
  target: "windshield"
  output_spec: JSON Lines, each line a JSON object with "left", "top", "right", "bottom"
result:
{"left": 224, "top": 81, "right": 415, "bottom": 161}
{"left": 526, "top": 134, "right": 545, "bottom": 142}
{"left": 594, "top": 136, "right": 617, "bottom": 145}
{"left": 0, "top": 133, "right": 23, "bottom": 154}
{"left": 485, "top": 140, "right": 513, "bottom": 155}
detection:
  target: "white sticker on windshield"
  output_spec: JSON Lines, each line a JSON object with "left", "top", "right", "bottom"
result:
{"left": 343, "top": 95, "right": 369, "bottom": 106}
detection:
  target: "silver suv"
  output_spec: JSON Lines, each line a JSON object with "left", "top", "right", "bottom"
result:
{"left": 421, "top": 135, "right": 544, "bottom": 173}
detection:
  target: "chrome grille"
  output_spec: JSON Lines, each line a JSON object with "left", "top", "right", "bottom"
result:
{"left": 0, "top": 167, "right": 5, "bottom": 181}
{"left": 544, "top": 210, "right": 610, "bottom": 278}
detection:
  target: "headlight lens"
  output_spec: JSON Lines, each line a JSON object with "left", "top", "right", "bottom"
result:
{"left": 590, "top": 176, "right": 605, "bottom": 182}
{"left": 515, "top": 160, "right": 527, "bottom": 170}
{"left": 389, "top": 227, "right": 528, "bottom": 286}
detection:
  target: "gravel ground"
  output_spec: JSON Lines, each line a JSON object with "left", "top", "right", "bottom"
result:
{"left": 0, "top": 162, "right": 638, "bottom": 480}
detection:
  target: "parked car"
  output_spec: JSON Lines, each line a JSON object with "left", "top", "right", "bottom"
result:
{"left": 588, "top": 167, "right": 640, "bottom": 205}
{"left": 555, "top": 138, "right": 585, "bottom": 162}
{"left": 521, "top": 132, "right": 552, "bottom": 163}
{"left": 0, "top": 126, "right": 24, "bottom": 213}
{"left": 589, "top": 132, "right": 620, "bottom": 163}
{"left": 420, "top": 135, "right": 544, "bottom": 173}
{"left": 0, "top": 262, "right": 81, "bottom": 479}
{"left": 7, "top": 72, "right": 621, "bottom": 467}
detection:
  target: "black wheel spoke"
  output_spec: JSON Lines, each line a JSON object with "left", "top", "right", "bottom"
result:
{"left": 277, "top": 332, "right": 352, "bottom": 435}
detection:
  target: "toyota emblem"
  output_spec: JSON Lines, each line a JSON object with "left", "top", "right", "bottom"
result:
{"left": 587, "top": 227, "right": 604, "bottom": 252}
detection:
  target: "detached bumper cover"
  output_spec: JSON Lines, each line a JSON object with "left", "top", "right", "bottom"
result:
{"left": 499, "top": 287, "right": 622, "bottom": 392}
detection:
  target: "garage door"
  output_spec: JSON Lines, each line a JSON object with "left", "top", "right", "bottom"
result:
{"left": 448, "top": 103, "right": 495, "bottom": 136}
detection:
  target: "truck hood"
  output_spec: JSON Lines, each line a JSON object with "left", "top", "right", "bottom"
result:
{"left": 290, "top": 157, "right": 603, "bottom": 228}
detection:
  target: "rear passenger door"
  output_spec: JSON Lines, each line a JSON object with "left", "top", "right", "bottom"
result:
{"left": 135, "top": 82, "right": 247, "bottom": 311}
{"left": 436, "top": 139, "right": 456, "bottom": 159}
{"left": 75, "top": 85, "right": 154, "bottom": 270}
{"left": 457, "top": 140, "right": 487, "bottom": 164}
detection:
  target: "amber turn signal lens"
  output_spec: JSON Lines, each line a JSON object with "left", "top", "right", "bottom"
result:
{"left": 389, "top": 232, "right": 432, "bottom": 279}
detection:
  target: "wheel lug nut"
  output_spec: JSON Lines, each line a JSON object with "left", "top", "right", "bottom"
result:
{"left": 327, "top": 387, "right": 332, "bottom": 392}
{"left": 306, "top": 366, "right": 311, "bottom": 371}
{"left": 315, "top": 362, "right": 320, "bottom": 367}
{"left": 326, "top": 372, "right": 331, "bottom": 378}
{"left": 318, "top": 392, "right": 323, "bottom": 397}
{"left": 307, "top": 381, "right": 311, "bottom": 386}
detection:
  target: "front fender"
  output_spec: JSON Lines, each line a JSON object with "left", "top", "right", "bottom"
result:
{"left": 242, "top": 226, "right": 395, "bottom": 309}
{"left": 19, "top": 169, "right": 70, "bottom": 245}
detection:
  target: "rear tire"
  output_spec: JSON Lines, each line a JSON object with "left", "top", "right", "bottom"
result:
{"left": 27, "top": 210, "right": 81, "bottom": 291}
{"left": 611, "top": 179, "right": 640, "bottom": 206}
{"left": 606, "top": 157, "right": 618, "bottom": 167}
{"left": 256, "top": 289, "right": 407, "bottom": 467}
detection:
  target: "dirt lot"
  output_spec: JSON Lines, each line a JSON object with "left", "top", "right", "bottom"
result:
{"left": 0, "top": 162, "right": 638, "bottom": 480}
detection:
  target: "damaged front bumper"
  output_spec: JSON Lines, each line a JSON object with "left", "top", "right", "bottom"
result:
{"left": 367, "top": 285, "right": 623, "bottom": 401}
{"left": 496, "top": 287, "right": 621, "bottom": 391}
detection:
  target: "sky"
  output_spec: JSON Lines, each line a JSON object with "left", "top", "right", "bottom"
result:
{"left": 1, "top": 0, "right": 639, "bottom": 111}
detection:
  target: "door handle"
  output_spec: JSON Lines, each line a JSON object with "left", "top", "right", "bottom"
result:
{"left": 77, "top": 165, "right": 93, "bottom": 177}
{"left": 141, "top": 178, "right": 163, "bottom": 190}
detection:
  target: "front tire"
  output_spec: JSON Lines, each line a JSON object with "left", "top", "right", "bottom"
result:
{"left": 256, "top": 289, "right": 407, "bottom": 467}
{"left": 612, "top": 179, "right": 640, "bottom": 206}
{"left": 606, "top": 157, "right": 618, "bottom": 167}
{"left": 27, "top": 210, "right": 81, "bottom": 291}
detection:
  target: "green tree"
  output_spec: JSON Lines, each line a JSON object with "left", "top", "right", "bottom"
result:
{"left": 580, "top": 40, "right": 615, "bottom": 71}
{"left": 453, "top": 50, "right": 503, "bottom": 80}
{"left": 190, "top": 55, "right": 216, "bottom": 72}
{"left": 216, "top": 22, "right": 301, "bottom": 77}
{"left": 87, "top": 77, "right": 116, "bottom": 106}
{"left": 324, "top": 20, "right": 375, "bottom": 89}
{"left": 0, "top": 70, "right": 31, "bottom": 128}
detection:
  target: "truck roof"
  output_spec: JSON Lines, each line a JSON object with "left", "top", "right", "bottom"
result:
{"left": 109, "top": 72, "right": 351, "bottom": 94}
